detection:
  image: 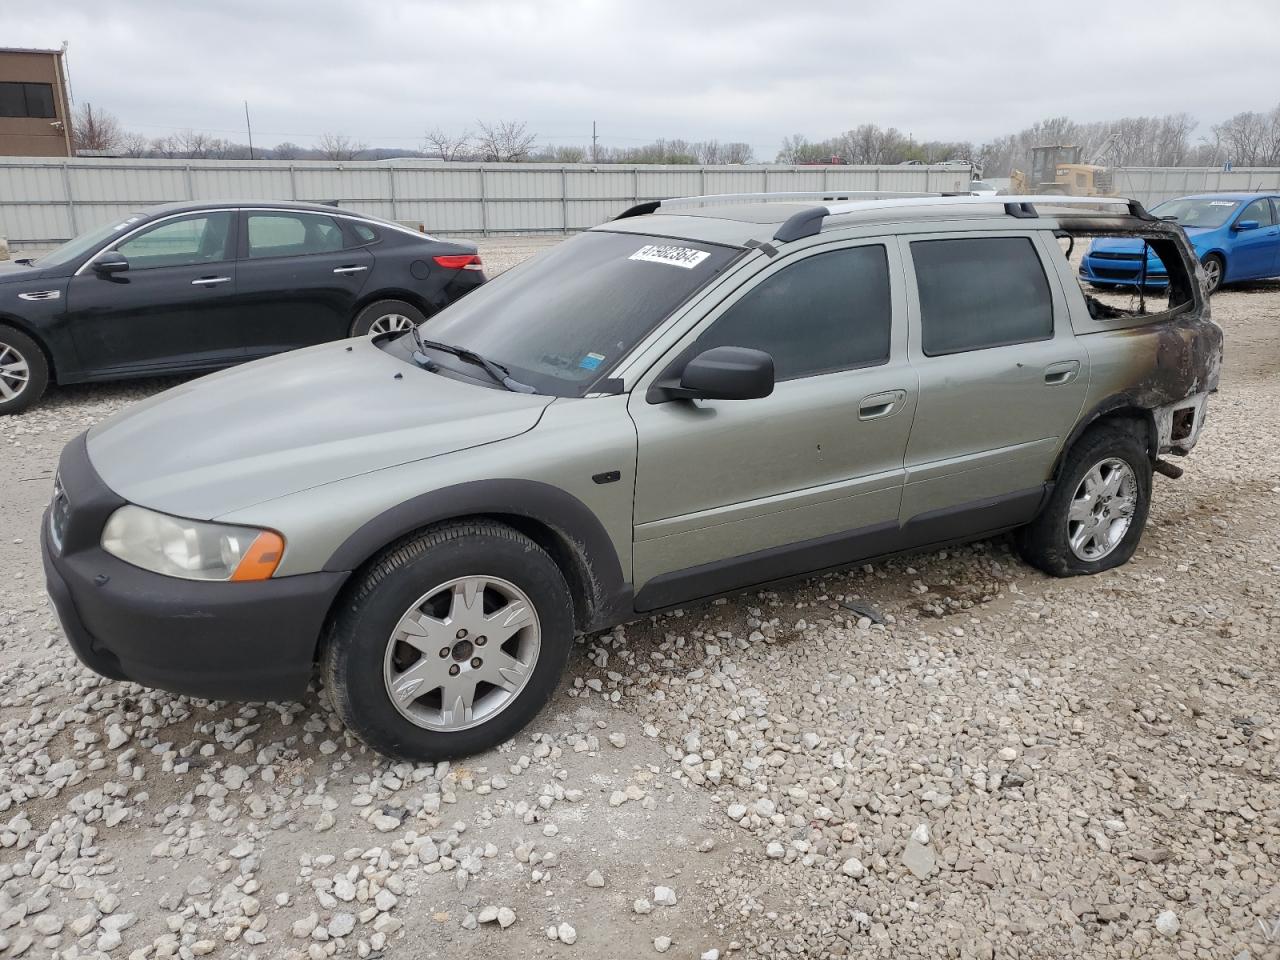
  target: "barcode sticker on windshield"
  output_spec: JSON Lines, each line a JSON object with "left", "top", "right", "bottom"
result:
{"left": 1209, "top": 201, "right": 1236, "bottom": 206}
{"left": 629, "top": 244, "right": 710, "bottom": 269}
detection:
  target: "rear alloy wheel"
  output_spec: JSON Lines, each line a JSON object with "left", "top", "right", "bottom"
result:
{"left": 350, "top": 299, "right": 428, "bottom": 338}
{"left": 0, "top": 326, "right": 50, "bottom": 415}
{"left": 1014, "top": 424, "right": 1152, "bottom": 577}
{"left": 323, "top": 520, "right": 574, "bottom": 760}
{"left": 1201, "top": 254, "right": 1224, "bottom": 295}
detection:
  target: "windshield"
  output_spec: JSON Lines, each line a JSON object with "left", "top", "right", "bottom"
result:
{"left": 1150, "top": 198, "right": 1239, "bottom": 229}
{"left": 35, "top": 213, "right": 147, "bottom": 269}
{"left": 409, "top": 230, "right": 742, "bottom": 396}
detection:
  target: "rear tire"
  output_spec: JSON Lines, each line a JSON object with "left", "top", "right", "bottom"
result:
{"left": 1200, "top": 254, "right": 1224, "bottom": 295}
{"left": 350, "top": 299, "right": 428, "bottom": 338}
{"left": 0, "top": 325, "right": 49, "bottom": 415}
{"left": 1015, "top": 424, "right": 1152, "bottom": 577}
{"left": 322, "top": 521, "right": 574, "bottom": 761}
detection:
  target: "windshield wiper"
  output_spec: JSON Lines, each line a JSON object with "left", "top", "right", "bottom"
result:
{"left": 412, "top": 335, "right": 536, "bottom": 393}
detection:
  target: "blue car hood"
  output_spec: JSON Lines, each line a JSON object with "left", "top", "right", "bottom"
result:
{"left": 1089, "top": 227, "right": 1209, "bottom": 256}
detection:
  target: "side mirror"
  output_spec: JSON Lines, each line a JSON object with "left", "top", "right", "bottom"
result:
{"left": 91, "top": 251, "right": 130, "bottom": 275}
{"left": 650, "top": 345, "right": 775, "bottom": 403}
{"left": 1234, "top": 219, "right": 1260, "bottom": 231}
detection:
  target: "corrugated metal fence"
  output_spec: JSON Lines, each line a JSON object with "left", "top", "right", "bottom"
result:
{"left": 0, "top": 157, "right": 974, "bottom": 253}
{"left": 3, "top": 157, "right": 1278, "bottom": 254}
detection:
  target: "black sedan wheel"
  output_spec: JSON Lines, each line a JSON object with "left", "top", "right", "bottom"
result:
{"left": 0, "top": 325, "right": 50, "bottom": 415}
{"left": 351, "top": 300, "right": 428, "bottom": 338}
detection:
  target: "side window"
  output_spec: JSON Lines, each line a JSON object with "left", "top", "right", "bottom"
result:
{"left": 247, "top": 213, "right": 346, "bottom": 259}
{"left": 1238, "top": 198, "right": 1275, "bottom": 227}
{"left": 693, "top": 245, "right": 892, "bottom": 381}
{"left": 912, "top": 237, "right": 1053, "bottom": 356}
{"left": 115, "top": 213, "right": 233, "bottom": 270}
{"left": 0, "top": 82, "right": 56, "bottom": 118}
{"left": 350, "top": 222, "right": 378, "bottom": 245}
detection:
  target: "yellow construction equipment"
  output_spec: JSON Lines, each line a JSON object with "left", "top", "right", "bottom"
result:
{"left": 1010, "top": 135, "right": 1118, "bottom": 196}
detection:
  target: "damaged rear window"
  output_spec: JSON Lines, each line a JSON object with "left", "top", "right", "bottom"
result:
{"left": 1066, "top": 227, "right": 1196, "bottom": 322}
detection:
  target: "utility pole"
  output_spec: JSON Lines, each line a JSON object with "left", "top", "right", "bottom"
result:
{"left": 591, "top": 121, "right": 598, "bottom": 163}
{"left": 245, "top": 101, "right": 255, "bottom": 160}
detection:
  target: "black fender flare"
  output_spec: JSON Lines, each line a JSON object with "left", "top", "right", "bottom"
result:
{"left": 1053, "top": 394, "right": 1158, "bottom": 483}
{"left": 322, "top": 478, "right": 632, "bottom": 631}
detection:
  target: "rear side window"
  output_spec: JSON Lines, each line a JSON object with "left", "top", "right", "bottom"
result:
{"left": 349, "top": 222, "right": 378, "bottom": 244}
{"left": 912, "top": 237, "right": 1053, "bottom": 356}
{"left": 247, "top": 212, "right": 345, "bottom": 258}
{"left": 694, "top": 245, "right": 891, "bottom": 380}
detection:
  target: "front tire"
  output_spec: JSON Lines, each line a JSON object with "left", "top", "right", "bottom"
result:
{"left": 322, "top": 521, "right": 574, "bottom": 761}
{"left": 350, "top": 299, "right": 428, "bottom": 338}
{"left": 1015, "top": 424, "right": 1153, "bottom": 577}
{"left": 0, "top": 325, "right": 49, "bottom": 415}
{"left": 1201, "top": 254, "right": 1224, "bottom": 295}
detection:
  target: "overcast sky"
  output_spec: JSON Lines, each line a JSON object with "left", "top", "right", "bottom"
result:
{"left": 7, "top": 0, "right": 1279, "bottom": 158}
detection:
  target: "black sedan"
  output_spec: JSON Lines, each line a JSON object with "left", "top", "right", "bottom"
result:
{"left": 0, "top": 201, "right": 486, "bottom": 414}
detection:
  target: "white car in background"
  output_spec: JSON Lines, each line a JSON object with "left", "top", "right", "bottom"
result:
{"left": 969, "top": 180, "right": 998, "bottom": 196}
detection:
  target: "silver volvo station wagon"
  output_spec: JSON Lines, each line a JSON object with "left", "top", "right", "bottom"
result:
{"left": 42, "top": 193, "right": 1224, "bottom": 760}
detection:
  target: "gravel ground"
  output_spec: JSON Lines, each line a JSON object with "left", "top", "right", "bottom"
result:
{"left": 1, "top": 238, "right": 1277, "bottom": 960}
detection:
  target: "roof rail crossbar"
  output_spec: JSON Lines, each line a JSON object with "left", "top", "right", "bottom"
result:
{"left": 612, "top": 191, "right": 936, "bottom": 222}
{"left": 772, "top": 194, "right": 1155, "bottom": 242}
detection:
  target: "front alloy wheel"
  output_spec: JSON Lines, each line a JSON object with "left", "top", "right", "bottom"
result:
{"left": 323, "top": 520, "right": 574, "bottom": 760}
{"left": 383, "top": 575, "right": 540, "bottom": 731}
{"left": 0, "top": 341, "right": 30, "bottom": 403}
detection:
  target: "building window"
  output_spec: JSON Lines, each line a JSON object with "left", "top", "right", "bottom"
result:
{"left": 0, "top": 82, "right": 57, "bottom": 119}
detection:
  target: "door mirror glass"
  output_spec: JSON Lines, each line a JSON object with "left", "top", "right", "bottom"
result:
{"left": 652, "top": 346, "right": 774, "bottom": 403}
{"left": 1234, "top": 219, "right": 1260, "bottom": 231}
{"left": 91, "top": 250, "right": 130, "bottom": 275}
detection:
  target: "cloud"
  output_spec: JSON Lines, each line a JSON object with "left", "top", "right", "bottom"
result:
{"left": 8, "top": 0, "right": 1278, "bottom": 158}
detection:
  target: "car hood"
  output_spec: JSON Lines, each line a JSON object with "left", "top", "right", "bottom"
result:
{"left": 86, "top": 338, "right": 554, "bottom": 519}
{"left": 0, "top": 260, "right": 61, "bottom": 283}
{"left": 1089, "top": 228, "right": 1211, "bottom": 256}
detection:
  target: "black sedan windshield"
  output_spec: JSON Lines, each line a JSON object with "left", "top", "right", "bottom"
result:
{"left": 34, "top": 214, "right": 147, "bottom": 269}
{"left": 411, "top": 231, "right": 741, "bottom": 396}
{"left": 1150, "top": 198, "right": 1239, "bottom": 229}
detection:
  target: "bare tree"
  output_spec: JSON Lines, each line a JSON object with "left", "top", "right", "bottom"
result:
{"left": 71, "top": 103, "right": 122, "bottom": 154}
{"left": 317, "top": 133, "right": 367, "bottom": 161}
{"left": 272, "top": 141, "right": 304, "bottom": 160}
{"left": 423, "top": 126, "right": 474, "bottom": 161}
{"left": 118, "top": 130, "right": 150, "bottom": 158}
{"left": 532, "top": 144, "right": 587, "bottom": 163}
{"left": 475, "top": 120, "right": 536, "bottom": 162}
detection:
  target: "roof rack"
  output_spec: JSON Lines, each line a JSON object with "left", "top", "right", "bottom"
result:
{"left": 613, "top": 191, "right": 942, "bottom": 222}
{"left": 613, "top": 192, "right": 1156, "bottom": 242}
{"left": 780, "top": 194, "right": 1154, "bottom": 240}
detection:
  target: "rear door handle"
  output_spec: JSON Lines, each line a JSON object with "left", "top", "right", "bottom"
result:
{"left": 333, "top": 265, "right": 368, "bottom": 274}
{"left": 1044, "top": 360, "right": 1081, "bottom": 385}
{"left": 191, "top": 276, "right": 231, "bottom": 286}
{"left": 858, "top": 389, "right": 906, "bottom": 421}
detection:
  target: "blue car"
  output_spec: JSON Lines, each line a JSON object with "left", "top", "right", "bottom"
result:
{"left": 1080, "top": 192, "right": 1280, "bottom": 294}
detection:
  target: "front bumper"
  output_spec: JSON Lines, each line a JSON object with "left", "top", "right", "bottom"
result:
{"left": 41, "top": 432, "right": 348, "bottom": 702}
{"left": 1080, "top": 255, "right": 1169, "bottom": 288}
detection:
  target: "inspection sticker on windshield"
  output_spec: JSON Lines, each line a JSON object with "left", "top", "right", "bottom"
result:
{"left": 578, "top": 352, "right": 606, "bottom": 370}
{"left": 1209, "top": 201, "right": 1236, "bottom": 206}
{"left": 629, "top": 244, "right": 710, "bottom": 269}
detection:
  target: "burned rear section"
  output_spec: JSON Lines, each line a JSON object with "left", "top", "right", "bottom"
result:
{"left": 1051, "top": 209, "right": 1223, "bottom": 460}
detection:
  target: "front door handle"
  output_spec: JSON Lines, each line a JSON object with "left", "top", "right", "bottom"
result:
{"left": 191, "top": 276, "right": 231, "bottom": 286}
{"left": 1044, "top": 360, "right": 1081, "bottom": 385}
{"left": 858, "top": 389, "right": 906, "bottom": 421}
{"left": 333, "top": 265, "right": 369, "bottom": 275}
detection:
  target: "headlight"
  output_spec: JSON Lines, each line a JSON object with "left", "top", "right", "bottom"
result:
{"left": 101, "top": 505, "right": 284, "bottom": 582}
